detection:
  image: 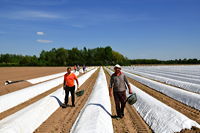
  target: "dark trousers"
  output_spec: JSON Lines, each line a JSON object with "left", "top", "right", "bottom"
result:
{"left": 64, "top": 85, "right": 75, "bottom": 105}
{"left": 113, "top": 91, "right": 126, "bottom": 116}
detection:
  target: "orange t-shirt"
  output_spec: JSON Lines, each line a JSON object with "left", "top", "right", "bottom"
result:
{"left": 64, "top": 73, "right": 77, "bottom": 87}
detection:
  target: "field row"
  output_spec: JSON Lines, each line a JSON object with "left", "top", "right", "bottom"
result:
{"left": 0, "top": 66, "right": 200, "bottom": 133}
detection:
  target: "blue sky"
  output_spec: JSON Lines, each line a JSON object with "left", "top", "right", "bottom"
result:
{"left": 0, "top": 0, "right": 200, "bottom": 60}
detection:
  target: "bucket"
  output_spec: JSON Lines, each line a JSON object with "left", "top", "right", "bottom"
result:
{"left": 75, "top": 90, "right": 84, "bottom": 97}
{"left": 126, "top": 93, "right": 137, "bottom": 105}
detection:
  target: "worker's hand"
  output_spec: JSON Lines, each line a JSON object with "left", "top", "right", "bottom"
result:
{"left": 129, "top": 89, "right": 133, "bottom": 94}
{"left": 77, "top": 84, "right": 79, "bottom": 90}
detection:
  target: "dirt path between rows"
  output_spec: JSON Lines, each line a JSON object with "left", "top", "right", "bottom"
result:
{"left": 127, "top": 77, "right": 200, "bottom": 133}
{"left": 0, "top": 67, "right": 66, "bottom": 95}
{"left": 34, "top": 68, "right": 99, "bottom": 133}
{"left": 104, "top": 69, "right": 152, "bottom": 133}
{"left": 131, "top": 72, "right": 200, "bottom": 95}
{"left": 0, "top": 81, "right": 32, "bottom": 96}
{"left": 0, "top": 73, "right": 84, "bottom": 120}
{"left": 0, "top": 68, "right": 85, "bottom": 96}
{"left": 0, "top": 67, "right": 66, "bottom": 84}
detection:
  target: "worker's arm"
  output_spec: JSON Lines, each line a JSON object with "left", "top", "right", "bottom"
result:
{"left": 63, "top": 79, "right": 66, "bottom": 89}
{"left": 75, "top": 79, "right": 79, "bottom": 89}
{"left": 109, "top": 87, "right": 112, "bottom": 97}
{"left": 124, "top": 75, "right": 132, "bottom": 94}
{"left": 109, "top": 76, "right": 113, "bottom": 97}
{"left": 127, "top": 83, "right": 132, "bottom": 94}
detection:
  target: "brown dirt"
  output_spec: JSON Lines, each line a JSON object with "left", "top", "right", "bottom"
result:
{"left": 0, "top": 71, "right": 84, "bottom": 120}
{"left": 104, "top": 69, "right": 152, "bottom": 133}
{"left": 0, "top": 84, "right": 62, "bottom": 120}
{"left": 178, "top": 126, "right": 200, "bottom": 133}
{"left": 34, "top": 68, "right": 99, "bottom": 133}
{"left": 0, "top": 67, "right": 67, "bottom": 95}
{"left": 0, "top": 81, "right": 32, "bottom": 96}
{"left": 2, "top": 67, "right": 199, "bottom": 133}
{"left": 132, "top": 72, "right": 200, "bottom": 95}
{"left": 127, "top": 77, "right": 200, "bottom": 133}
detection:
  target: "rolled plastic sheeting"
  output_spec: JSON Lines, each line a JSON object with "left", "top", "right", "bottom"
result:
{"left": 133, "top": 69, "right": 200, "bottom": 84}
{"left": 130, "top": 65, "right": 200, "bottom": 77}
{"left": 0, "top": 72, "right": 79, "bottom": 113}
{"left": 106, "top": 68, "right": 200, "bottom": 133}
{"left": 123, "top": 70, "right": 200, "bottom": 111}
{"left": 0, "top": 68, "right": 98, "bottom": 133}
{"left": 131, "top": 83, "right": 200, "bottom": 133}
{"left": 123, "top": 68, "right": 200, "bottom": 94}
{"left": 0, "top": 89, "right": 64, "bottom": 133}
{"left": 132, "top": 67, "right": 200, "bottom": 80}
{"left": 27, "top": 72, "right": 66, "bottom": 84}
{"left": 70, "top": 67, "right": 113, "bottom": 133}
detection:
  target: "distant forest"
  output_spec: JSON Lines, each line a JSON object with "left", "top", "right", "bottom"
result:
{"left": 0, "top": 46, "right": 200, "bottom": 66}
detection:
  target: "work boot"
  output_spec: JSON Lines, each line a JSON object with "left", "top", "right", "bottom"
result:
{"left": 61, "top": 103, "right": 67, "bottom": 108}
{"left": 116, "top": 116, "right": 121, "bottom": 120}
{"left": 120, "top": 113, "right": 124, "bottom": 118}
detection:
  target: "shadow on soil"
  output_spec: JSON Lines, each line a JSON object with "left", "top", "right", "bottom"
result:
{"left": 50, "top": 96, "right": 63, "bottom": 106}
{"left": 88, "top": 103, "right": 117, "bottom": 118}
{"left": 4, "top": 80, "right": 25, "bottom": 85}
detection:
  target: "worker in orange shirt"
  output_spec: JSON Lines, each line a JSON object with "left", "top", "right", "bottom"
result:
{"left": 63, "top": 67, "right": 79, "bottom": 107}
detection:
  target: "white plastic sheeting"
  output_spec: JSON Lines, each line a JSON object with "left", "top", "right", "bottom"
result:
{"left": 0, "top": 71, "right": 79, "bottom": 113}
{"left": 76, "top": 68, "right": 98, "bottom": 90}
{"left": 26, "top": 67, "right": 94, "bottom": 84}
{"left": 133, "top": 69, "right": 200, "bottom": 85}
{"left": 132, "top": 67, "right": 200, "bottom": 80}
{"left": 130, "top": 65, "right": 200, "bottom": 77}
{"left": 79, "top": 67, "right": 94, "bottom": 74}
{"left": 27, "top": 72, "right": 66, "bottom": 84}
{"left": 123, "top": 68, "right": 200, "bottom": 94}
{"left": 121, "top": 70, "right": 200, "bottom": 111}
{"left": 131, "top": 84, "right": 200, "bottom": 133}
{"left": 106, "top": 68, "right": 200, "bottom": 133}
{"left": 70, "top": 67, "right": 113, "bottom": 133}
{"left": 0, "top": 68, "right": 98, "bottom": 133}
{"left": 0, "top": 89, "right": 65, "bottom": 133}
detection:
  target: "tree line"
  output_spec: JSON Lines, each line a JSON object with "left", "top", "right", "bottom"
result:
{"left": 0, "top": 46, "right": 129, "bottom": 66}
{"left": 129, "top": 59, "right": 200, "bottom": 65}
{"left": 0, "top": 46, "right": 200, "bottom": 66}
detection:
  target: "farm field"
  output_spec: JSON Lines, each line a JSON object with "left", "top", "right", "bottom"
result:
{"left": 0, "top": 66, "right": 200, "bottom": 133}
{"left": 0, "top": 67, "right": 67, "bottom": 95}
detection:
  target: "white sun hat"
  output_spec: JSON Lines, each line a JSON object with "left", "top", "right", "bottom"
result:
{"left": 114, "top": 64, "right": 121, "bottom": 69}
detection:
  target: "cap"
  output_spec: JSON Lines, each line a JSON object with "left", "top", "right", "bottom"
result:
{"left": 114, "top": 64, "right": 121, "bottom": 69}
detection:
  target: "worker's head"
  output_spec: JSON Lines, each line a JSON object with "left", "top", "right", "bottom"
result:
{"left": 67, "top": 67, "right": 71, "bottom": 73}
{"left": 114, "top": 64, "right": 121, "bottom": 73}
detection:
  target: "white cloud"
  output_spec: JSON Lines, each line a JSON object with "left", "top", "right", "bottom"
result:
{"left": 36, "top": 39, "right": 53, "bottom": 43}
{"left": 20, "top": 11, "right": 61, "bottom": 19}
{"left": 1, "top": 0, "right": 68, "bottom": 6}
{"left": 36, "top": 32, "right": 44, "bottom": 35}
{"left": 25, "top": 11, "right": 61, "bottom": 19}
{"left": 1, "top": 10, "right": 63, "bottom": 20}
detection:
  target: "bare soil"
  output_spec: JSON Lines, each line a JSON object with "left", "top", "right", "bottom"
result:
{"left": 1, "top": 67, "right": 199, "bottom": 133}
{"left": 127, "top": 77, "right": 200, "bottom": 133}
{"left": 34, "top": 68, "right": 99, "bottom": 133}
{"left": 0, "top": 84, "right": 62, "bottom": 120}
{"left": 0, "top": 69, "right": 84, "bottom": 120}
{"left": 104, "top": 69, "right": 152, "bottom": 133}
{"left": 133, "top": 72, "right": 200, "bottom": 95}
{"left": 0, "top": 67, "right": 66, "bottom": 95}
